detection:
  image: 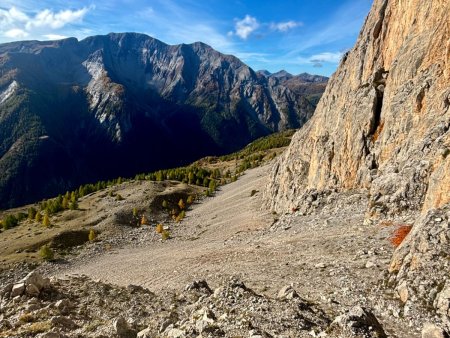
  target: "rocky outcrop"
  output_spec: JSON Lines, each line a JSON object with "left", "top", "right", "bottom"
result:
{"left": 264, "top": 0, "right": 449, "bottom": 218}
{"left": 1, "top": 273, "right": 363, "bottom": 338}
{"left": 388, "top": 205, "right": 450, "bottom": 331}
{"left": 264, "top": 0, "right": 450, "bottom": 331}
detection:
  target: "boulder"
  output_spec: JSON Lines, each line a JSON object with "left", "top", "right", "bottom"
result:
{"left": 113, "top": 316, "right": 137, "bottom": 338}
{"left": 22, "top": 271, "right": 50, "bottom": 290}
{"left": 332, "top": 306, "right": 387, "bottom": 338}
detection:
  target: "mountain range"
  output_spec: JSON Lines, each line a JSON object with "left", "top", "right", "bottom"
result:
{"left": 0, "top": 33, "right": 327, "bottom": 209}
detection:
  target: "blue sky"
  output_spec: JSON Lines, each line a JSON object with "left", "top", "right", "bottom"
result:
{"left": 0, "top": 0, "right": 373, "bottom": 76}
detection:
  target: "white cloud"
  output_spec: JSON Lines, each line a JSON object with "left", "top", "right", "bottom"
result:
{"left": 0, "top": 6, "right": 92, "bottom": 41}
{"left": 43, "top": 34, "right": 68, "bottom": 40}
{"left": 26, "top": 8, "right": 89, "bottom": 30}
{"left": 309, "top": 52, "right": 343, "bottom": 63}
{"left": 4, "top": 28, "right": 29, "bottom": 38}
{"left": 234, "top": 15, "right": 259, "bottom": 40}
{"left": 270, "top": 21, "right": 302, "bottom": 32}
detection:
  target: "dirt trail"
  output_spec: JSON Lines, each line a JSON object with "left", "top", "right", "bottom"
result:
{"left": 59, "top": 165, "right": 274, "bottom": 291}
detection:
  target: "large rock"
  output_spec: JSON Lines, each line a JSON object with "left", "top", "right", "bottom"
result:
{"left": 113, "top": 316, "right": 137, "bottom": 338}
{"left": 264, "top": 0, "right": 450, "bottom": 218}
{"left": 10, "top": 283, "right": 25, "bottom": 298}
{"left": 331, "top": 306, "right": 387, "bottom": 338}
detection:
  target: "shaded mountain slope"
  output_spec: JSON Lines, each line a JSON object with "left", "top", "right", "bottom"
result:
{"left": 0, "top": 33, "right": 326, "bottom": 209}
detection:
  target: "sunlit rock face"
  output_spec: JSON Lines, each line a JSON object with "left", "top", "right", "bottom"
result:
{"left": 265, "top": 0, "right": 449, "bottom": 217}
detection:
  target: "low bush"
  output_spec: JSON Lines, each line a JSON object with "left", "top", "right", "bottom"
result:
{"left": 156, "top": 223, "right": 163, "bottom": 234}
{"left": 162, "top": 230, "right": 170, "bottom": 241}
{"left": 88, "top": 229, "right": 96, "bottom": 241}
{"left": 39, "top": 245, "right": 54, "bottom": 261}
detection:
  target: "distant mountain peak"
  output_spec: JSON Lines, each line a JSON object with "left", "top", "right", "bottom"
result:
{"left": 257, "top": 70, "right": 272, "bottom": 77}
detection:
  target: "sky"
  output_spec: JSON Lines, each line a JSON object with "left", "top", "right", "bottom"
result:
{"left": 0, "top": 0, "right": 373, "bottom": 76}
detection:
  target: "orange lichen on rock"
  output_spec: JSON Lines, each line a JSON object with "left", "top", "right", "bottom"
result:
{"left": 390, "top": 224, "right": 413, "bottom": 247}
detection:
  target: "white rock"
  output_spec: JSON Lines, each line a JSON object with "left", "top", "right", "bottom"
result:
{"left": 11, "top": 283, "right": 25, "bottom": 297}
{"left": 365, "top": 261, "right": 376, "bottom": 269}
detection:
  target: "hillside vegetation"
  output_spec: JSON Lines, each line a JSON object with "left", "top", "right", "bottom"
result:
{"left": 0, "top": 130, "right": 295, "bottom": 269}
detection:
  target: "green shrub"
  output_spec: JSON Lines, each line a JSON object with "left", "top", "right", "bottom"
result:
{"left": 88, "top": 229, "right": 96, "bottom": 241}
{"left": 161, "top": 230, "right": 170, "bottom": 241}
{"left": 2, "top": 215, "right": 19, "bottom": 230}
{"left": 39, "top": 245, "right": 54, "bottom": 261}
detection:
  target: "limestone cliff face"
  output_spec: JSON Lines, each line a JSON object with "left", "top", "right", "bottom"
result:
{"left": 265, "top": 0, "right": 450, "bottom": 217}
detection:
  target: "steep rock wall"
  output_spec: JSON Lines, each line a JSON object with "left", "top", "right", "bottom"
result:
{"left": 265, "top": 0, "right": 450, "bottom": 218}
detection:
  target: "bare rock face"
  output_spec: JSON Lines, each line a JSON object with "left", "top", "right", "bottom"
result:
{"left": 264, "top": 0, "right": 450, "bottom": 218}
{"left": 263, "top": 0, "right": 450, "bottom": 329}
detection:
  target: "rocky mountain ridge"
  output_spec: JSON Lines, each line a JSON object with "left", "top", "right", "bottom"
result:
{"left": 0, "top": 33, "right": 327, "bottom": 209}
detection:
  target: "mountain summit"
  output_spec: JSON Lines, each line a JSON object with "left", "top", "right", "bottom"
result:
{"left": 0, "top": 33, "right": 327, "bottom": 208}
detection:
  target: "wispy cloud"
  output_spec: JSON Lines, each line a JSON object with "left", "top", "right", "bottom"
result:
{"left": 270, "top": 21, "right": 302, "bottom": 32}
{"left": 284, "top": 1, "right": 369, "bottom": 56}
{"left": 0, "top": 6, "right": 92, "bottom": 41}
{"left": 309, "top": 51, "right": 343, "bottom": 67}
{"left": 231, "top": 16, "right": 301, "bottom": 40}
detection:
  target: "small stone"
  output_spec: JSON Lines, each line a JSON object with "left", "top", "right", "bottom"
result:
{"left": 0, "top": 283, "right": 13, "bottom": 297}
{"left": 278, "top": 285, "right": 299, "bottom": 300}
{"left": 37, "top": 333, "right": 64, "bottom": 338}
{"left": 365, "top": 261, "right": 376, "bottom": 269}
{"left": 0, "top": 319, "right": 12, "bottom": 330}
{"left": 421, "top": 323, "right": 447, "bottom": 338}
{"left": 55, "top": 299, "right": 73, "bottom": 315}
{"left": 25, "top": 283, "right": 40, "bottom": 297}
{"left": 137, "top": 328, "right": 152, "bottom": 338}
{"left": 398, "top": 281, "right": 409, "bottom": 303}
{"left": 315, "top": 263, "right": 326, "bottom": 269}
{"left": 434, "top": 218, "right": 443, "bottom": 222}
{"left": 166, "top": 328, "right": 185, "bottom": 338}
{"left": 51, "top": 316, "right": 78, "bottom": 329}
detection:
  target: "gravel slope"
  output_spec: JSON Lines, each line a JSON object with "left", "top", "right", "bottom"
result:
{"left": 56, "top": 164, "right": 420, "bottom": 337}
